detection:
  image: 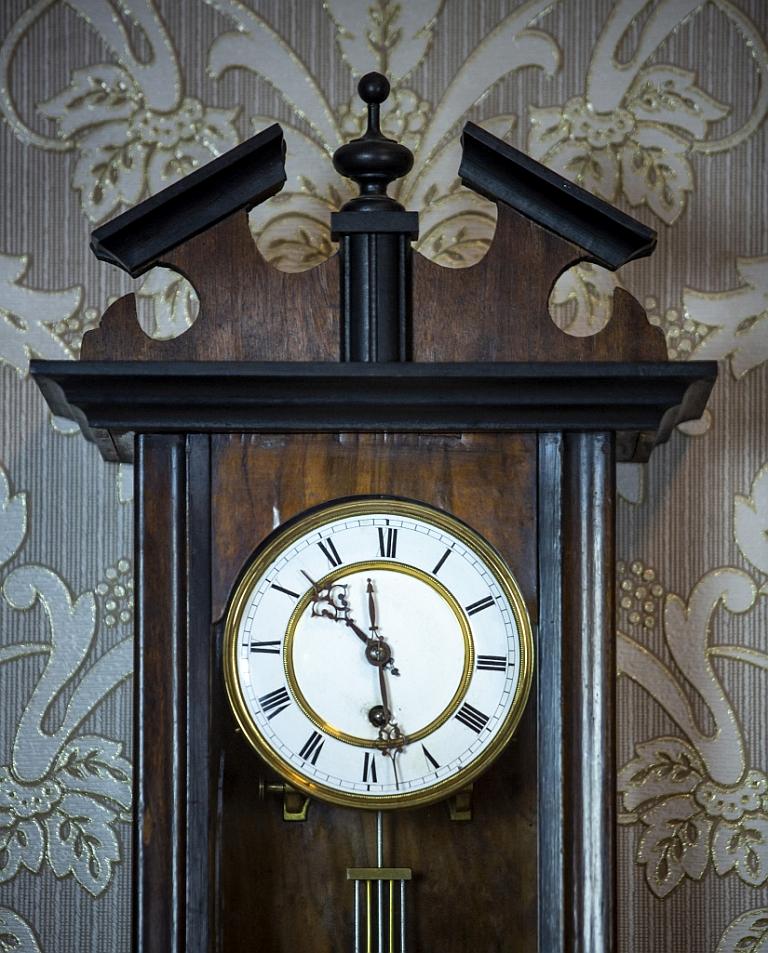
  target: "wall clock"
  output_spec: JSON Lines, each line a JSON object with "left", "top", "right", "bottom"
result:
{"left": 31, "top": 73, "right": 716, "bottom": 953}
{"left": 223, "top": 496, "right": 533, "bottom": 811}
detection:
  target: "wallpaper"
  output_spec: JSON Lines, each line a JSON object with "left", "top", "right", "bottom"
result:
{"left": 0, "top": 1, "right": 766, "bottom": 951}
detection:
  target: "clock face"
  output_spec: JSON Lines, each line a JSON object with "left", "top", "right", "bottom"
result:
{"left": 223, "top": 497, "right": 533, "bottom": 809}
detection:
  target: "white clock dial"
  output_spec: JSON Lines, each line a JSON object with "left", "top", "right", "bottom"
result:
{"left": 224, "top": 497, "right": 533, "bottom": 810}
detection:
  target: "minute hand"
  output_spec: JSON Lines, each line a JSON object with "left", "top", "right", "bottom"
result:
{"left": 378, "top": 666, "right": 392, "bottom": 722}
{"left": 367, "top": 578, "right": 394, "bottom": 723}
{"left": 367, "top": 578, "right": 377, "bottom": 634}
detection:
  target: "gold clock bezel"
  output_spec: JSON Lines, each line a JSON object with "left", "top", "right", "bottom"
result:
{"left": 223, "top": 496, "right": 534, "bottom": 810}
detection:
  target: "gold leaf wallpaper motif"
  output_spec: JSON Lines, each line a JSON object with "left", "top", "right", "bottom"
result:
{"left": 0, "top": 1, "right": 766, "bottom": 950}
{"left": 0, "top": 906, "right": 42, "bottom": 952}
{"left": 716, "top": 907, "right": 768, "bottom": 951}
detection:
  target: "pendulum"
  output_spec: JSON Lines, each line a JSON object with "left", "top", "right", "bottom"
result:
{"left": 348, "top": 811, "right": 411, "bottom": 953}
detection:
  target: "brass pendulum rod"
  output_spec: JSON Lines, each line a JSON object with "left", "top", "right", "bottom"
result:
{"left": 367, "top": 879, "right": 372, "bottom": 953}
{"left": 377, "top": 811, "right": 384, "bottom": 953}
{"left": 348, "top": 811, "right": 411, "bottom": 953}
{"left": 353, "top": 879, "right": 361, "bottom": 953}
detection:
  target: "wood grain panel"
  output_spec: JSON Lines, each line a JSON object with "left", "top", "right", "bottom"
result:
{"left": 211, "top": 432, "right": 537, "bottom": 624}
{"left": 211, "top": 432, "right": 538, "bottom": 953}
{"left": 412, "top": 206, "right": 667, "bottom": 364}
{"left": 134, "top": 435, "right": 184, "bottom": 953}
{"left": 82, "top": 213, "right": 339, "bottom": 363}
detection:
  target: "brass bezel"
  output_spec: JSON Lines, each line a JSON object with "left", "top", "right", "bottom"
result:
{"left": 223, "top": 497, "right": 534, "bottom": 811}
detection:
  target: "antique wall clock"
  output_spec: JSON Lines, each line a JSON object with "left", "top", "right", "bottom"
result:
{"left": 32, "top": 73, "right": 716, "bottom": 953}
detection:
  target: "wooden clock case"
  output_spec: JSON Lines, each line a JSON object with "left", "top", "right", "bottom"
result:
{"left": 33, "top": 78, "right": 715, "bottom": 953}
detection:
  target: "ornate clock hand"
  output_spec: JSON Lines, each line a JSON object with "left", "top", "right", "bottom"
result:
{"left": 346, "top": 616, "right": 373, "bottom": 646}
{"left": 303, "top": 571, "right": 370, "bottom": 646}
{"left": 378, "top": 718, "right": 405, "bottom": 792}
{"left": 389, "top": 749, "right": 401, "bottom": 790}
{"left": 367, "top": 577, "right": 378, "bottom": 635}
{"left": 306, "top": 572, "right": 404, "bottom": 669}
{"left": 378, "top": 664, "right": 392, "bottom": 723}
{"left": 366, "top": 645, "right": 399, "bottom": 731}
{"left": 365, "top": 576, "right": 402, "bottom": 733}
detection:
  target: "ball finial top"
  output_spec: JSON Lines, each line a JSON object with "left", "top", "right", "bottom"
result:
{"left": 358, "top": 72, "right": 390, "bottom": 105}
{"left": 332, "top": 72, "right": 413, "bottom": 212}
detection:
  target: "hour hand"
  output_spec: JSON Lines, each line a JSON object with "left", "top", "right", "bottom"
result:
{"left": 346, "top": 616, "right": 373, "bottom": 645}
{"left": 303, "top": 571, "right": 348, "bottom": 618}
{"left": 303, "top": 571, "right": 369, "bottom": 645}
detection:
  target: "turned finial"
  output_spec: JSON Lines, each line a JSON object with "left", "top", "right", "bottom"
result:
{"left": 333, "top": 72, "right": 414, "bottom": 212}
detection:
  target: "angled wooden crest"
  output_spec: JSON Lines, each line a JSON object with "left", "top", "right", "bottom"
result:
{"left": 80, "top": 115, "right": 669, "bottom": 367}
{"left": 413, "top": 122, "right": 667, "bottom": 362}
{"left": 82, "top": 123, "right": 339, "bottom": 363}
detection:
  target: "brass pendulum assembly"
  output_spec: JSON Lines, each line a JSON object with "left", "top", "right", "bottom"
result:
{"left": 347, "top": 811, "right": 412, "bottom": 953}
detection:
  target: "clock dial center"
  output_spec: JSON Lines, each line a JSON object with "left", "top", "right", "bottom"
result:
{"left": 285, "top": 563, "right": 473, "bottom": 748}
{"left": 364, "top": 639, "right": 391, "bottom": 667}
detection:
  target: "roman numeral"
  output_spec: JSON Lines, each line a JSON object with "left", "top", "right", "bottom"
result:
{"left": 271, "top": 583, "right": 300, "bottom": 600}
{"left": 465, "top": 595, "right": 495, "bottom": 616}
{"left": 378, "top": 527, "right": 398, "bottom": 558}
{"left": 432, "top": 548, "right": 451, "bottom": 575}
{"left": 258, "top": 686, "right": 292, "bottom": 720}
{"left": 298, "top": 730, "right": 324, "bottom": 765}
{"left": 455, "top": 702, "right": 490, "bottom": 734}
{"left": 362, "top": 752, "right": 378, "bottom": 784}
{"left": 250, "top": 640, "right": 281, "bottom": 654}
{"left": 317, "top": 538, "right": 342, "bottom": 567}
{"left": 421, "top": 744, "right": 440, "bottom": 771}
{"left": 477, "top": 655, "right": 507, "bottom": 672}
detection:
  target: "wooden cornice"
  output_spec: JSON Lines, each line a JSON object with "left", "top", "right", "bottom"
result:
{"left": 31, "top": 359, "right": 717, "bottom": 464}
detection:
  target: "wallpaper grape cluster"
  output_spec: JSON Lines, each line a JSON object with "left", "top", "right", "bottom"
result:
{"left": 0, "top": 1, "right": 766, "bottom": 950}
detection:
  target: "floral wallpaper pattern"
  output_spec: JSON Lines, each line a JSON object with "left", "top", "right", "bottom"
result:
{"left": 0, "top": 1, "right": 766, "bottom": 950}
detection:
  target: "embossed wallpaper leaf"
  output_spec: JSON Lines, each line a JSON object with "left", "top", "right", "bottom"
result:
{"left": 0, "top": 1, "right": 766, "bottom": 950}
